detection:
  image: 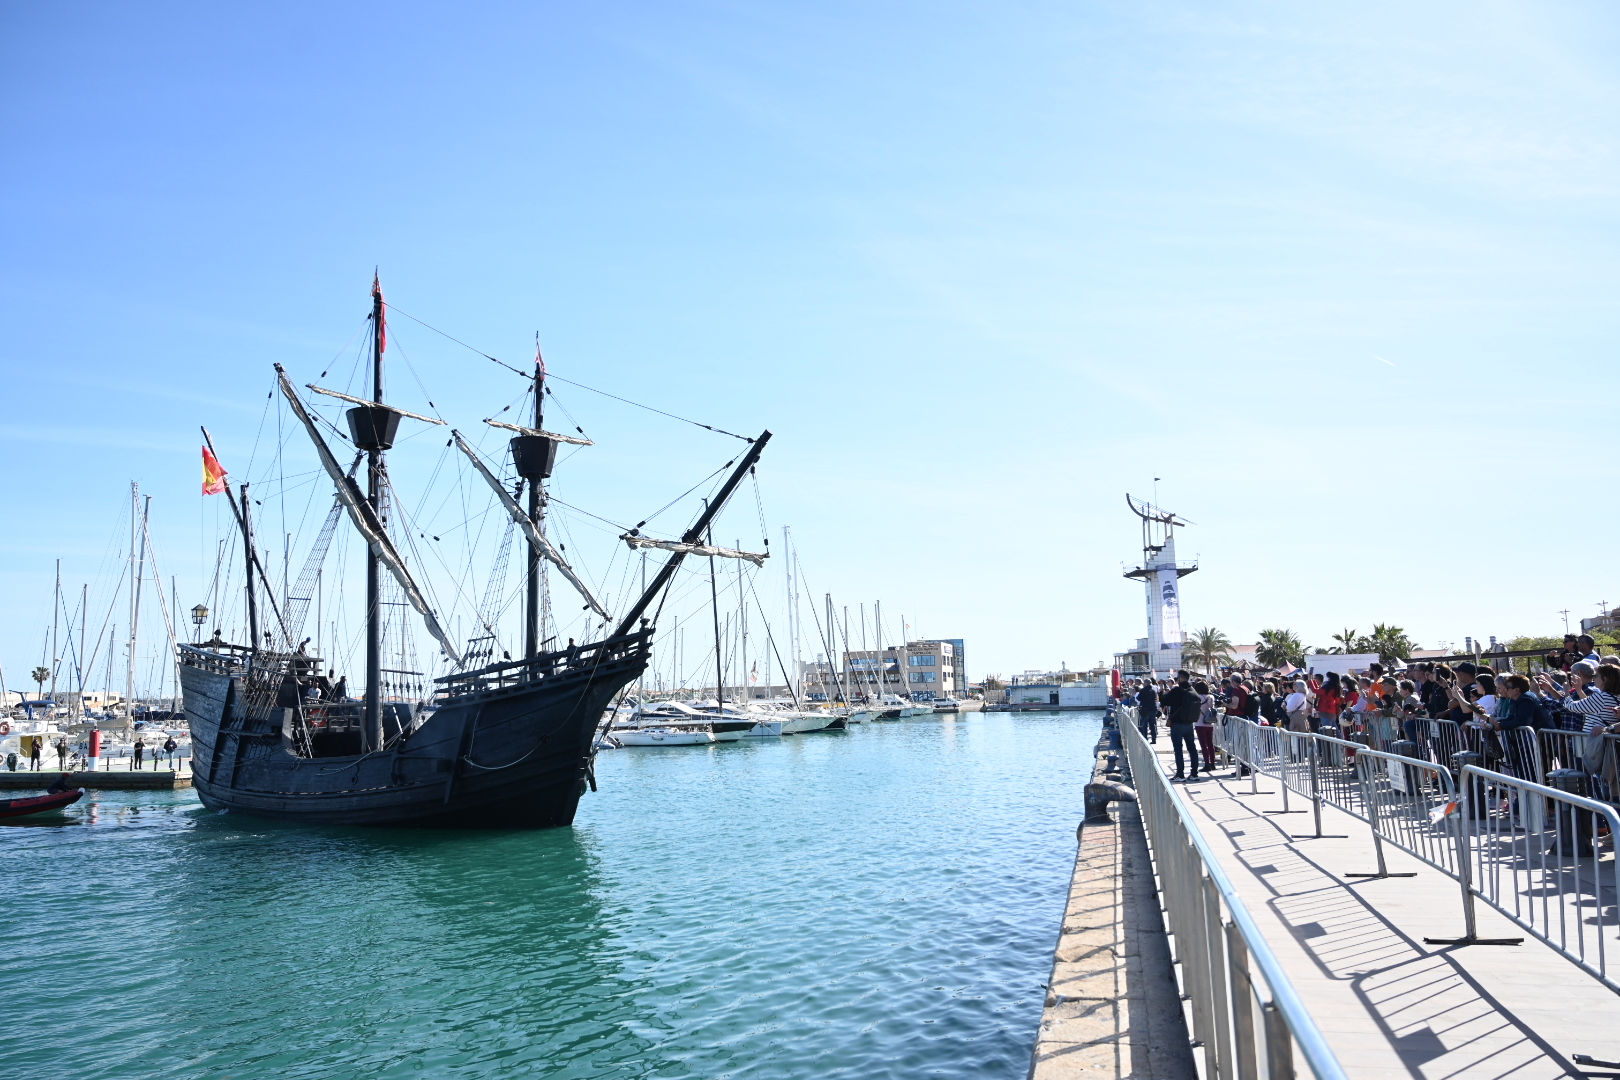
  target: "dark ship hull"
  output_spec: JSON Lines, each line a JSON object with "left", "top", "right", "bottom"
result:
{"left": 179, "top": 631, "right": 649, "bottom": 828}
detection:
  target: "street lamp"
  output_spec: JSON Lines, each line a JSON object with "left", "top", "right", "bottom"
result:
{"left": 191, "top": 604, "right": 209, "bottom": 639}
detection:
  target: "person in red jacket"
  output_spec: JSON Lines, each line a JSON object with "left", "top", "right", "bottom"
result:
{"left": 1315, "top": 672, "right": 1344, "bottom": 733}
{"left": 1225, "top": 675, "right": 1250, "bottom": 720}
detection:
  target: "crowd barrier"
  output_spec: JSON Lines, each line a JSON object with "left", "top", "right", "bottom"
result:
{"left": 1213, "top": 714, "right": 1620, "bottom": 990}
{"left": 1118, "top": 706, "right": 1350, "bottom": 1080}
{"left": 1462, "top": 765, "right": 1620, "bottom": 992}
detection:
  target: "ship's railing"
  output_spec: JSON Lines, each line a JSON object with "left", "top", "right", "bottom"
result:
{"left": 1118, "top": 706, "right": 1350, "bottom": 1080}
{"left": 176, "top": 643, "right": 250, "bottom": 677}
{"left": 434, "top": 629, "right": 651, "bottom": 699}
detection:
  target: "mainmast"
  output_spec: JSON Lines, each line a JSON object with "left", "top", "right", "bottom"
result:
{"left": 349, "top": 275, "right": 400, "bottom": 754}
{"left": 514, "top": 342, "right": 554, "bottom": 660}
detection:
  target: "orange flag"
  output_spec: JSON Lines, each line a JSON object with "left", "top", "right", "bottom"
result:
{"left": 202, "top": 446, "right": 228, "bottom": 495}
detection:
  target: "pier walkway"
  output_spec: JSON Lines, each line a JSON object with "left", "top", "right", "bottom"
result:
{"left": 1148, "top": 740, "right": 1620, "bottom": 1079}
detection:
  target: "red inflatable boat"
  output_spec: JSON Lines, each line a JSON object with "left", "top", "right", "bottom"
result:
{"left": 0, "top": 787, "right": 84, "bottom": 819}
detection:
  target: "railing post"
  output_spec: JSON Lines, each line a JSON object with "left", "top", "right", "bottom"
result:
{"left": 1278, "top": 730, "right": 1290, "bottom": 814}
{"left": 1422, "top": 764, "right": 1526, "bottom": 948}
{"left": 1226, "top": 923, "right": 1259, "bottom": 1080}
{"left": 1345, "top": 755, "right": 1400, "bottom": 879}
{"left": 1308, "top": 735, "right": 1324, "bottom": 839}
{"left": 1199, "top": 873, "right": 1230, "bottom": 1079}
{"left": 1263, "top": 1003, "right": 1296, "bottom": 1080}
{"left": 1249, "top": 723, "right": 1260, "bottom": 795}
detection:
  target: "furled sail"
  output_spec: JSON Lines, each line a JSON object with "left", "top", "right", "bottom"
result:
{"left": 620, "top": 535, "right": 767, "bottom": 567}
{"left": 306, "top": 384, "right": 445, "bottom": 427}
{"left": 450, "top": 431, "right": 610, "bottom": 621}
{"left": 274, "top": 366, "right": 463, "bottom": 664}
{"left": 482, "top": 418, "right": 593, "bottom": 446}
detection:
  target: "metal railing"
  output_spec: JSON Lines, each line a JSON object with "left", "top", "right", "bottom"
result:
{"left": 1119, "top": 706, "right": 1350, "bottom": 1080}
{"left": 1301, "top": 731, "right": 1464, "bottom": 882}
{"left": 1462, "top": 765, "right": 1620, "bottom": 993}
{"left": 1219, "top": 715, "right": 1620, "bottom": 986}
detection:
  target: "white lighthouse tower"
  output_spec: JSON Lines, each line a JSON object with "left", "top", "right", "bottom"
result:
{"left": 1123, "top": 495, "right": 1197, "bottom": 676}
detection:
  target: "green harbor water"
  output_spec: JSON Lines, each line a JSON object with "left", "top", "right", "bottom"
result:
{"left": 2, "top": 710, "right": 1101, "bottom": 1079}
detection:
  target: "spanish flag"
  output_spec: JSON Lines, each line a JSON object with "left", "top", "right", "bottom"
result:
{"left": 202, "top": 446, "right": 228, "bottom": 495}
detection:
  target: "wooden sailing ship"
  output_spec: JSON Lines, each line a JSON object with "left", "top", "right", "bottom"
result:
{"left": 179, "top": 281, "right": 770, "bottom": 826}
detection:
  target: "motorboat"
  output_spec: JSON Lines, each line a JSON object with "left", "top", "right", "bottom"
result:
{"left": 623, "top": 701, "right": 758, "bottom": 742}
{"left": 612, "top": 727, "right": 715, "bottom": 747}
{"left": 0, "top": 786, "right": 84, "bottom": 819}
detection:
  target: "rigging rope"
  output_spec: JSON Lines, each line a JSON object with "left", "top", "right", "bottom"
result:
{"left": 384, "top": 303, "right": 754, "bottom": 442}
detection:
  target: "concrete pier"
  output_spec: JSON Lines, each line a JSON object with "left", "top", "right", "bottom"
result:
{"left": 0, "top": 768, "right": 190, "bottom": 790}
{"left": 1030, "top": 732, "right": 1196, "bottom": 1079}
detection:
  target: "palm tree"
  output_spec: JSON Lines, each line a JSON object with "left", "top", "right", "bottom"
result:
{"left": 1329, "top": 628, "right": 1363, "bottom": 655}
{"left": 1255, "top": 629, "right": 1306, "bottom": 669}
{"left": 1366, "top": 623, "right": 1412, "bottom": 666}
{"left": 31, "top": 666, "right": 49, "bottom": 699}
{"left": 1184, "top": 627, "right": 1235, "bottom": 675}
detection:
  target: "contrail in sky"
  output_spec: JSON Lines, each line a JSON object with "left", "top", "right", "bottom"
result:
{"left": 1372, "top": 354, "right": 1395, "bottom": 366}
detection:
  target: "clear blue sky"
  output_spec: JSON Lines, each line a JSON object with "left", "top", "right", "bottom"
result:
{"left": 2, "top": 1, "right": 1616, "bottom": 693}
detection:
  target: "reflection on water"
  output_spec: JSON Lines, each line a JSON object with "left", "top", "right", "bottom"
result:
{"left": 2, "top": 711, "right": 1098, "bottom": 1079}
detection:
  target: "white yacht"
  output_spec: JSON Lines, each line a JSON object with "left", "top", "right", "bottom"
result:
{"left": 612, "top": 727, "right": 715, "bottom": 747}
{"left": 621, "top": 700, "right": 762, "bottom": 742}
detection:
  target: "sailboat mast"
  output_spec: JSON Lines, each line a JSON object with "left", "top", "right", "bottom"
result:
{"left": 875, "top": 600, "right": 883, "bottom": 696}
{"left": 708, "top": 508, "right": 724, "bottom": 708}
{"left": 364, "top": 278, "right": 385, "bottom": 753}
{"left": 79, "top": 583, "right": 87, "bottom": 719}
{"left": 126, "top": 483, "right": 136, "bottom": 715}
{"left": 127, "top": 486, "right": 148, "bottom": 719}
{"left": 51, "top": 559, "right": 60, "bottom": 702}
{"left": 525, "top": 349, "right": 545, "bottom": 659}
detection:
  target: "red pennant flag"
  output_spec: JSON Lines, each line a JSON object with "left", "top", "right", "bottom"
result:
{"left": 372, "top": 273, "right": 386, "bottom": 355}
{"left": 202, "top": 446, "right": 228, "bottom": 495}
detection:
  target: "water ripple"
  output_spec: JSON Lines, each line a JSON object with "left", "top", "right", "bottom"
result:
{"left": 0, "top": 712, "right": 1097, "bottom": 1079}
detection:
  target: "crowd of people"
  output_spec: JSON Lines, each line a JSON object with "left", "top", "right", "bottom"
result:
{"left": 1120, "top": 632, "right": 1620, "bottom": 782}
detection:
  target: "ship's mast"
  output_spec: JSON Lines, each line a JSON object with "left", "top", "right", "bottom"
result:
{"left": 364, "top": 278, "right": 385, "bottom": 752}
{"left": 524, "top": 349, "right": 545, "bottom": 659}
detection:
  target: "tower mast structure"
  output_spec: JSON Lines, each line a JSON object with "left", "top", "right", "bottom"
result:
{"left": 1123, "top": 494, "right": 1196, "bottom": 677}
